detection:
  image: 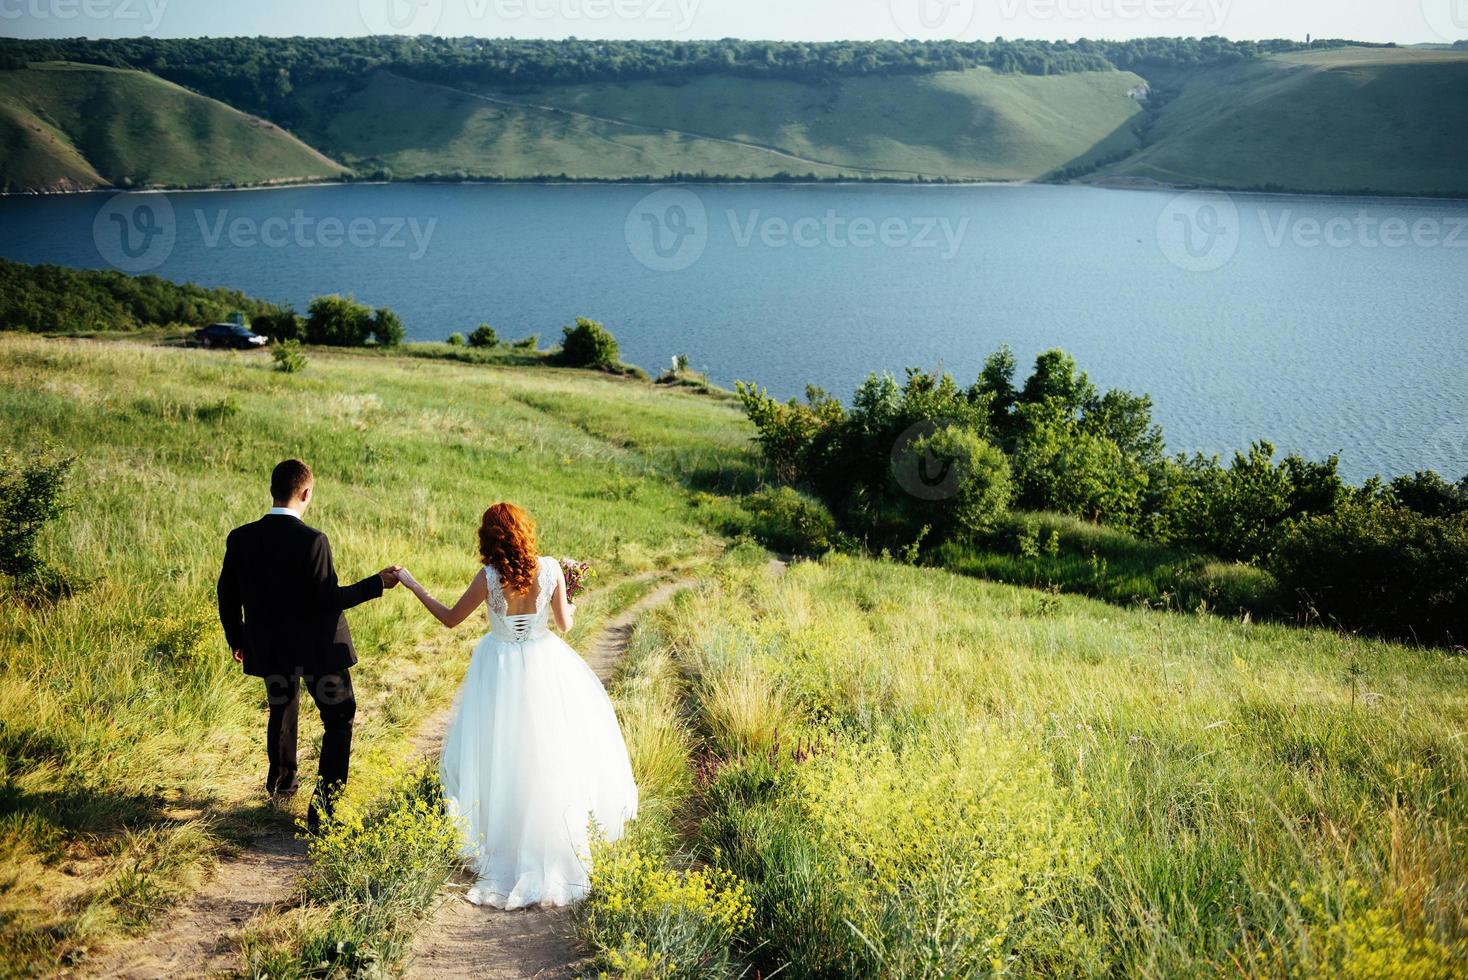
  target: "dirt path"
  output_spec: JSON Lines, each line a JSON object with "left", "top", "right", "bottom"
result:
{"left": 77, "top": 809, "right": 307, "bottom": 979}
{"left": 78, "top": 574, "right": 688, "bottom": 980}
{"left": 403, "top": 575, "right": 697, "bottom": 980}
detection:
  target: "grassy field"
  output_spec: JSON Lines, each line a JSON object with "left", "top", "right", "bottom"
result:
{"left": 466, "top": 68, "right": 1147, "bottom": 180}
{"left": 589, "top": 550, "right": 1468, "bottom": 976}
{"left": 0, "top": 63, "right": 346, "bottom": 193}
{"left": 1093, "top": 48, "right": 1468, "bottom": 196}
{"left": 4, "top": 331, "right": 1467, "bottom": 977}
{"left": 292, "top": 67, "right": 1145, "bottom": 181}
{"left": 0, "top": 334, "right": 755, "bottom": 975}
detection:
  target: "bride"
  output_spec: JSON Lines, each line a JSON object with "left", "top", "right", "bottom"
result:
{"left": 395, "top": 502, "right": 637, "bottom": 908}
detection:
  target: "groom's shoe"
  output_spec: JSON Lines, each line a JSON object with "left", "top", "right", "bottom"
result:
{"left": 266, "top": 765, "right": 299, "bottom": 798}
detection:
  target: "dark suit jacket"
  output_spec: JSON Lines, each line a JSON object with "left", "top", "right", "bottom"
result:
{"left": 217, "top": 514, "right": 383, "bottom": 678}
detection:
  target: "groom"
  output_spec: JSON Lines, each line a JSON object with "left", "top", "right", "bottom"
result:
{"left": 217, "top": 459, "right": 399, "bottom": 832}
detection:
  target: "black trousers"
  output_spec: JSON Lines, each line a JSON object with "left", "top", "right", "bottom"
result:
{"left": 264, "top": 668, "right": 356, "bottom": 820}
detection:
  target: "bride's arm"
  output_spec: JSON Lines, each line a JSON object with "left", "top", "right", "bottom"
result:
{"left": 399, "top": 567, "right": 487, "bottom": 628}
{"left": 549, "top": 560, "right": 575, "bottom": 632}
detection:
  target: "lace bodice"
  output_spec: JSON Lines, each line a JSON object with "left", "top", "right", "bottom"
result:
{"left": 484, "top": 557, "right": 558, "bottom": 643}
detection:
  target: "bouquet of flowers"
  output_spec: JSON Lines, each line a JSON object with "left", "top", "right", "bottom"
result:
{"left": 559, "top": 557, "right": 593, "bottom": 601}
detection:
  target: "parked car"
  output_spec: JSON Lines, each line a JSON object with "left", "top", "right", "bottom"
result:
{"left": 196, "top": 322, "right": 269, "bottom": 349}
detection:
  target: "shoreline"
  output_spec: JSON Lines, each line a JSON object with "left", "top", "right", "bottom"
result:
{"left": 4, "top": 175, "right": 1467, "bottom": 205}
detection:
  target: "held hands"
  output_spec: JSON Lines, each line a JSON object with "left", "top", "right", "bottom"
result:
{"left": 394, "top": 566, "right": 420, "bottom": 592}
{"left": 380, "top": 566, "right": 402, "bottom": 589}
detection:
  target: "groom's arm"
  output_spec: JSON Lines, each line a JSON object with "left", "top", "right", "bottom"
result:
{"left": 217, "top": 534, "right": 245, "bottom": 659}
{"left": 309, "top": 532, "right": 386, "bottom": 613}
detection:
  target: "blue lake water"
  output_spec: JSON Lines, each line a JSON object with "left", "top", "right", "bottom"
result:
{"left": 2, "top": 181, "right": 1466, "bottom": 482}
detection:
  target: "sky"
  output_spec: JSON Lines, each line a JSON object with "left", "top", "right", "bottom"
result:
{"left": 0, "top": 0, "right": 1462, "bottom": 44}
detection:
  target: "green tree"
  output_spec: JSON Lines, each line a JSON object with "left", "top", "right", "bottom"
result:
{"left": 468, "top": 323, "right": 498, "bottom": 348}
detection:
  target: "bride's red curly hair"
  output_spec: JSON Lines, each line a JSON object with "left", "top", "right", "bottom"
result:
{"left": 478, "top": 502, "right": 539, "bottom": 596}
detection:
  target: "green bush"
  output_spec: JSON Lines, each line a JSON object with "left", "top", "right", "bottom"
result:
{"left": 906, "top": 425, "right": 1012, "bottom": 539}
{"left": 251, "top": 306, "right": 302, "bottom": 341}
{"left": 1012, "top": 409, "right": 1146, "bottom": 528}
{"left": 1160, "top": 442, "right": 1345, "bottom": 563}
{"left": 272, "top": 339, "right": 308, "bottom": 373}
{"left": 739, "top": 486, "right": 836, "bottom": 555}
{"left": 468, "top": 323, "right": 498, "bottom": 348}
{"left": 736, "top": 369, "right": 1004, "bottom": 549}
{"left": 304, "top": 296, "right": 404, "bottom": 347}
{"left": 1387, "top": 470, "right": 1468, "bottom": 518}
{"left": 446, "top": 332, "right": 464, "bottom": 346}
{"left": 370, "top": 306, "right": 404, "bottom": 347}
{"left": 512, "top": 333, "right": 539, "bottom": 350}
{"left": 0, "top": 257, "right": 282, "bottom": 333}
{"left": 1272, "top": 500, "right": 1468, "bottom": 644}
{"left": 305, "top": 295, "right": 372, "bottom": 346}
{"left": 0, "top": 449, "right": 73, "bottom": 598}
{"left": 558, "top": 317, "right": 620, "bottom": 369}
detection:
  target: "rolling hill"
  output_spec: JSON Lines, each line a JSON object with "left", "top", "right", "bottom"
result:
{"left": 1, "top": 45, "right": 1464, "bottom": 195}
{"left": 293, "top": 66, "right": 1149, "bottom": 181}
{"left": 0, "top": 62, "right": 346, "bottom": 193}
{"left": 1091, "top": 48, "right": 1468, "bottom": 196}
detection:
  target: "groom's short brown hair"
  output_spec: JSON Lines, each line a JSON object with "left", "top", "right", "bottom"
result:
{"left": 271, "top": 459, "right": 313, "bottom": 503}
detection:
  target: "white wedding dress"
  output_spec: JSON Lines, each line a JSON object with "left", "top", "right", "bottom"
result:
{"left": 439, "top": 556, "right": 638, "bottom": 908}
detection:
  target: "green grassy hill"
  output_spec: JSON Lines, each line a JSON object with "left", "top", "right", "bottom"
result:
{"left": 295, "top": 67, "right": 1147, "bottom": 181}
{"left": 1092, "top": 48, "right": 1468, "bottom": 196}
{"left": 2, "top": 333, "right": 1465, "bottom": 975}
{"left": 0, "top": 63, "right": 346, "bottom": 192}
{"left": 3, "top": 47, "right": 1464, "bottom": 195}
